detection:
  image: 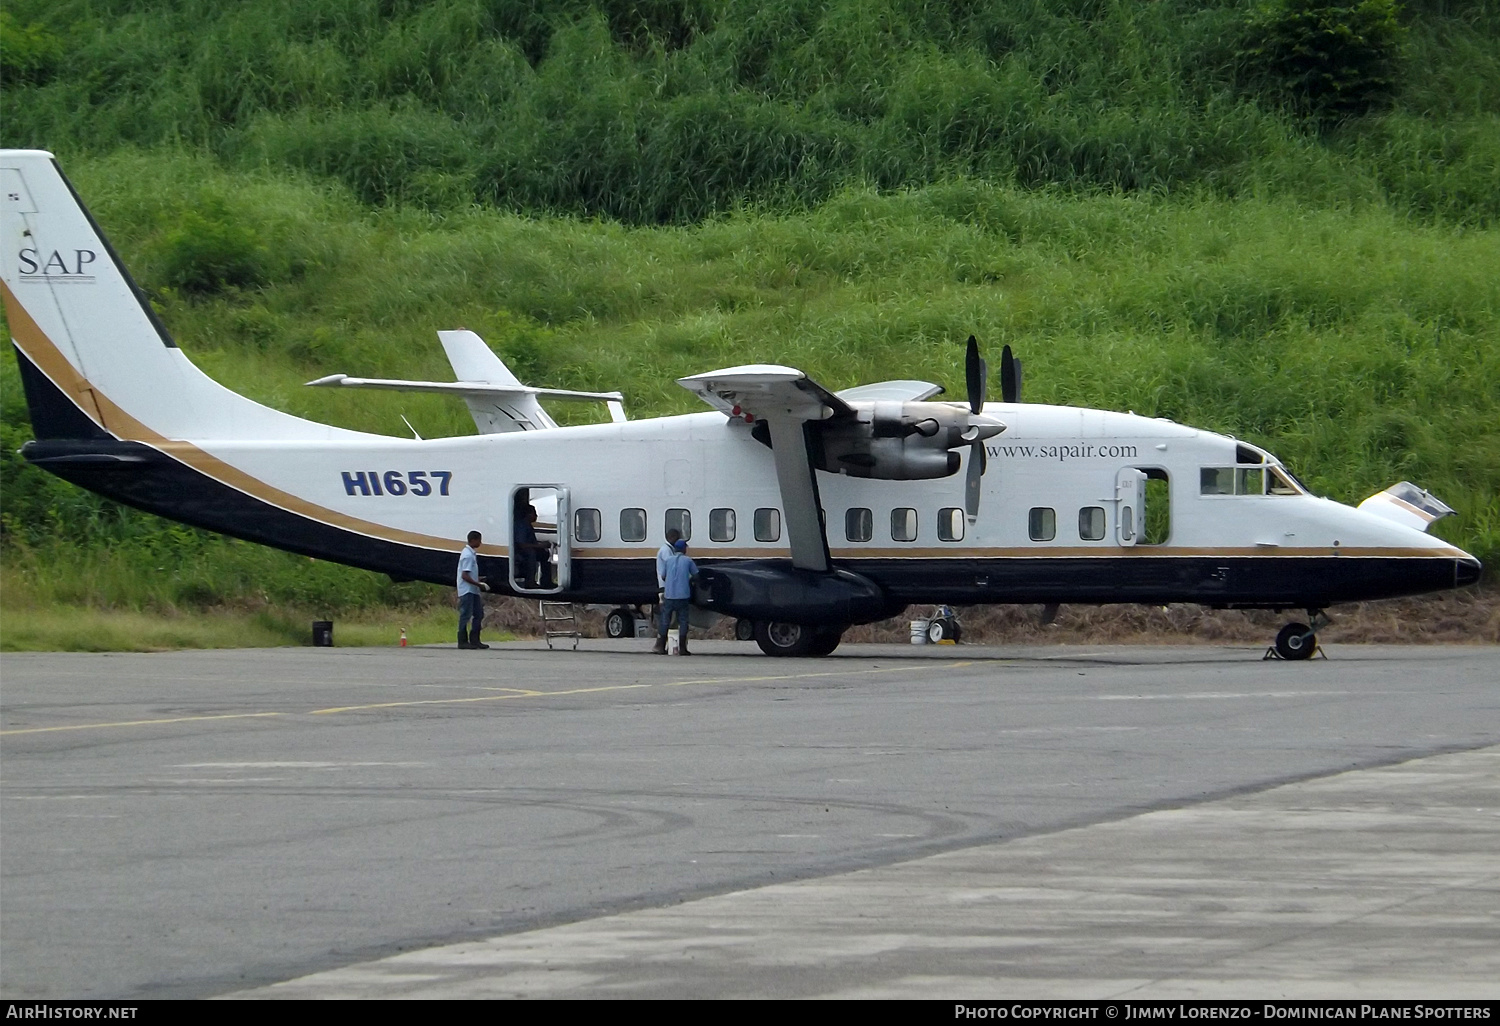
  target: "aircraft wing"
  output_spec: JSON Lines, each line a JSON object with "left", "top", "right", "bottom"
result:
{"left": 678, "top": 365, "right": 851, "bottom": 572}
{"left": 835, "top": 379, "right": 944, "bottom": 402}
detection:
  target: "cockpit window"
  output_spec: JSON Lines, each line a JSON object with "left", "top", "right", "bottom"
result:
{"left": 1267, "top": 467, "right": 1300, "bottom": 495}
{"left": 1203, "top": 466, "right": 1288, "bottom": 495}
{"left": 1200, "top": 468, "right": 1235, "bottom": 495}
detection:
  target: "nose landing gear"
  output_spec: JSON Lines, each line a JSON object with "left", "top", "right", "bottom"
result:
{"left": 1267, "top": 610, "right": 1329, "bottom": 661}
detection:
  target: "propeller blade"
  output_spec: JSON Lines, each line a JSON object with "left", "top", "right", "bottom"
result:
{"left": 1000, "top": 344, "right": 1021, "bottom": 404}
{"left": 965, "top": 335, "right": 986, "bottom": 415}
{"left": 965, "top": 440, "right": 983, "bottom": 523}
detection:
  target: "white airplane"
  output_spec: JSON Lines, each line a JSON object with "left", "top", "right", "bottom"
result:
{"left": 2, "top": 149, "right": 1483, "bottom": 657}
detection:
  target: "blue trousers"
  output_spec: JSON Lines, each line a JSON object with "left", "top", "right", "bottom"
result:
{"left": 458, "top": 591, "right": 484, "bottom": 640}
{"left": 659, "top": 598, "right": 690, "bottom": 646}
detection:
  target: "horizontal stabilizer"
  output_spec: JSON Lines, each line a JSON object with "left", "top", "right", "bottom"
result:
{"left": 1357, "top": 482, "right": 1454, "bottom": 533}
{"left": 305, "top": 373, "right": 624, "bottom": 405}
{"left": 307, "top": 329, "right": 626, "bottom": 433}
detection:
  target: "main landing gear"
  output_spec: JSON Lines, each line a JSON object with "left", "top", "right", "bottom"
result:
{"left": 752, "top": 621, "right": 846, "bottom": 657}
{"left": 1268, "top": 610, "right": 1329, "bottom": 661}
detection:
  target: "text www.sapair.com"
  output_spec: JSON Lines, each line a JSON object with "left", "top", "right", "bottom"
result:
{"left": 986, "top": 443, "right": 1140, "bottom": 462}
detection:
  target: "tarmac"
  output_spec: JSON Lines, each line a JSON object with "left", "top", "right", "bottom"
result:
{"left": 244, "top": 744, "right": 1500, "bottom": 999}
{"left": 2, "top": 641, "right": 1497, "bottom": 999}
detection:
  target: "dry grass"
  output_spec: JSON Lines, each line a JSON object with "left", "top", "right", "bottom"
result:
{"left": 486, "top": 586, "right": 1499, "bottom": 647}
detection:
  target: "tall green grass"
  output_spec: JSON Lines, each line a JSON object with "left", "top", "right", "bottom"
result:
{"left": 1, "top": 1, "right": 1496, "bottom": 640}
{"left": 2, "top": 0, "right": 1496, "bottom": 223}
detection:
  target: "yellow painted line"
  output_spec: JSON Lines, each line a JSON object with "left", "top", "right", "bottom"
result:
{"left": 0, "top": 712, "right": 285, "bottom": 736}
{"left": 3, "top": 663, "right": 974, "bottom": 732}
{"left": 309, "top": 662, "right": 965, "bottom": 714}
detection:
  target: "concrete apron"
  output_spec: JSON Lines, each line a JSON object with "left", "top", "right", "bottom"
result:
{"left": 237, "top": 745, "right": 1500, "bottom": 1000}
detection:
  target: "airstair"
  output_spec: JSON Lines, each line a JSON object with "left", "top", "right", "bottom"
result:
{"left": 539, "top": 601, "right": 581, "bottom": 650}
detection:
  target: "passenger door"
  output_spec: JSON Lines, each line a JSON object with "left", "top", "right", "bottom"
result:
{"left": 1115, "top": 468, "right": 1146, "bottom": 547}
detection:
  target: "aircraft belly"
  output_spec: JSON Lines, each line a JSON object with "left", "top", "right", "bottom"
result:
{"left": 839, "top": 554, "right": 1468, "bottom": 607}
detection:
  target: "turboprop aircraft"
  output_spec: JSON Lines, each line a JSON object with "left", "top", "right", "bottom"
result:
{"left": 2, "top": 149, "right": 1483, "bottom": 657}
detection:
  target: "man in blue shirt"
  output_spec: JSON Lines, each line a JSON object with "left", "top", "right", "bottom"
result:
{"left": 654, "top": 538, "right": 698, "bottom": 656}
{"left": 457, "top": 530, "right": 490, "bottom": 649}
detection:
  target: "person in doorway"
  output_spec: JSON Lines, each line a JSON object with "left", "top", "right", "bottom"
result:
{"left": 653, "top": 538, "right": 698, "bottom": 656}
{"left": 457, "top": 530, "right": 490, "bottom": 650}
{"left": 513, "top": 504, "right": 553, "bottom": 589}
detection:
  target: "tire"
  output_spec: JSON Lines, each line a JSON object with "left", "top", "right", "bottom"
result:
{"left": 807, "top": 626, "right": 846, "bottom": 656}
{"left": 734, "top": 618, "right": 756, "bottom": 642}
{"left": 1275, "top": 622, "right": 1317, "bottom": 660}
{"left": 927, "top": 617, "right": 964, "bottom": 644}
{"left": 754, "top": 620, "right": 817, "bottom": 657}
{"left": 604, "top": 608, "right": 633, "bottom": 639}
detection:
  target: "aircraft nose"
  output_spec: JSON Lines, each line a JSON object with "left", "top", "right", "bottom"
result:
{"left": 1457, "top": 556, "right": 1482, "bottom": 588}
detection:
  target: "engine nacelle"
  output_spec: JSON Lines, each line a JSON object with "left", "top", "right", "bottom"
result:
{"left": 693, "top": 562, "right": 901, "bottom": 626}
{"left": 815, "top": 400, "right": 1002, "bottom": 480}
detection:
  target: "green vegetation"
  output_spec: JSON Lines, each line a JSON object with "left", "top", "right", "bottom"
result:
{"left": 1, "top": 1, "right": 1496, "bottom": 648}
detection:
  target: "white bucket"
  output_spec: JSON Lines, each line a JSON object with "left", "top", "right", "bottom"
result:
{"left": 910, "top": 619, "right": 930, "bottom": 644}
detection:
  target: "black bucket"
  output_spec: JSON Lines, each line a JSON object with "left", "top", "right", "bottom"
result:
{"left": 311, "top": 620, "right": 333, "bottom": 647}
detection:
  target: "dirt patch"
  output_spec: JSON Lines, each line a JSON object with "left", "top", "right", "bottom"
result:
{"left": 479, "top": 585, "right": 1499, "bottom": 646}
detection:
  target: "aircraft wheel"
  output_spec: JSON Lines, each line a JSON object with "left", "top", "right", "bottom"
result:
{"left": 807, "top": 626, "right": 846, "bottom": 656}
{"left": 1275, "top": 622, "right": 1317, "bottom": 660}
{"left": 604, "top": 608, "right": 634, "bottom": 639}
{"left": 754, "top": 620, "right": 817, "bottom": 657}
{"left": 927, "top": 617, "right": 961, "bottom": 644}
{"left": 734, "top": 618, "right": 756, "bottom": 642}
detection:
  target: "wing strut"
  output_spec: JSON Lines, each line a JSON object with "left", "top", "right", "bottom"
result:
{"left": 765, "top": 416, "right": 830, "bottom": 573}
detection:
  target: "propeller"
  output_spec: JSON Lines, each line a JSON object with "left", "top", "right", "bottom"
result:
{"left": 1000, "top": 344, "right": 1022, "bottom": 404}
{"left": 964, "top": 335, "right": 988, "bottom": 523}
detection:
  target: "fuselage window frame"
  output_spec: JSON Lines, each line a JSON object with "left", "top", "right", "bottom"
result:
{"left": 937, "top": 507, "right": 964, "bottom": 542}
{"left": 666, "top": 508, "right": 692, "bottom": 542}
{"left": 753, "top": 507, "right": 781, "bottom": 543}
{"left": 574, "top": 507, "right": 602, "bottom": 543}
{"left": 845, "top": 508, "right": 873, "bottom": 543}
{"left": 1029, "top": 507, "right": 1057, "bottom": 542}
{"left": 620, "top": 507, "right": 647, "bottom": 543}
{"left": 709, "top": 508, "right": 736, "bottom": 543}
{"left": 1078, "top": 506, "right": 1105, "bottom": 541}
{"left": 891, "top": 508, "right": 918, "bottom": 543}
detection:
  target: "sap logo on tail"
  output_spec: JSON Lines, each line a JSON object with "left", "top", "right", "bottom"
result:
{"left": 18, "top": 248, "right": 98, "bottom": 281}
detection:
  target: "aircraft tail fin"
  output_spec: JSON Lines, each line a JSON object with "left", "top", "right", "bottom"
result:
{"left": 438, "top": 329, "right": 558, "bottom": 431}
{"left": 2, "top": 149, "right": 359, "bottom": 443}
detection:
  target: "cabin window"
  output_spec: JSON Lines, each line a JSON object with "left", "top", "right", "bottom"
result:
{"left": 845, "top": 508, "right": 873, "bottom": 542}
{"left": 891, "top": 508, "right": 918, "bottom": 542}
{"left": 709, "top": 508, "right": 736, "bottom": 542}
{"left": 620, "top": 508, "right": 647, "bottom": 543}
{"left": 1078, "top": 506, "right": 1105, "bottom": 541}
{"left": 666, "top": 508, "right": 692, "bottom": 541}
{"left": 754, "top": 507, "right": 781, "bottom": 542}
{"left": 1267, "top": 467, "right": 1299, "bottom": 495}
{"left": 574, "top": 508, "right": 602, "bottom": 543}
{"left": 1029, "top": 507, "right": 1056, "bottom": 542}
{"left": 1200, "top": 468, "right": 1235, "bottom": 495}
{"left": 937, "top": 508, "right": 964, "bottom": 542}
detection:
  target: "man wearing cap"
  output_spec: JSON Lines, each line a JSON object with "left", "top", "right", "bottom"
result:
{"left": 652, "top": 538, "right": 698, "bottom": 656}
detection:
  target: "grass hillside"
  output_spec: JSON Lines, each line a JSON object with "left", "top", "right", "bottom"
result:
{"left": 2, "top": 1, "right": 1496, "bottom": 647}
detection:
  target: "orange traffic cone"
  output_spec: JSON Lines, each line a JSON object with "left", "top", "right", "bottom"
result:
{"left": 399, "top": 627, "right": 408, "bottom": 647}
